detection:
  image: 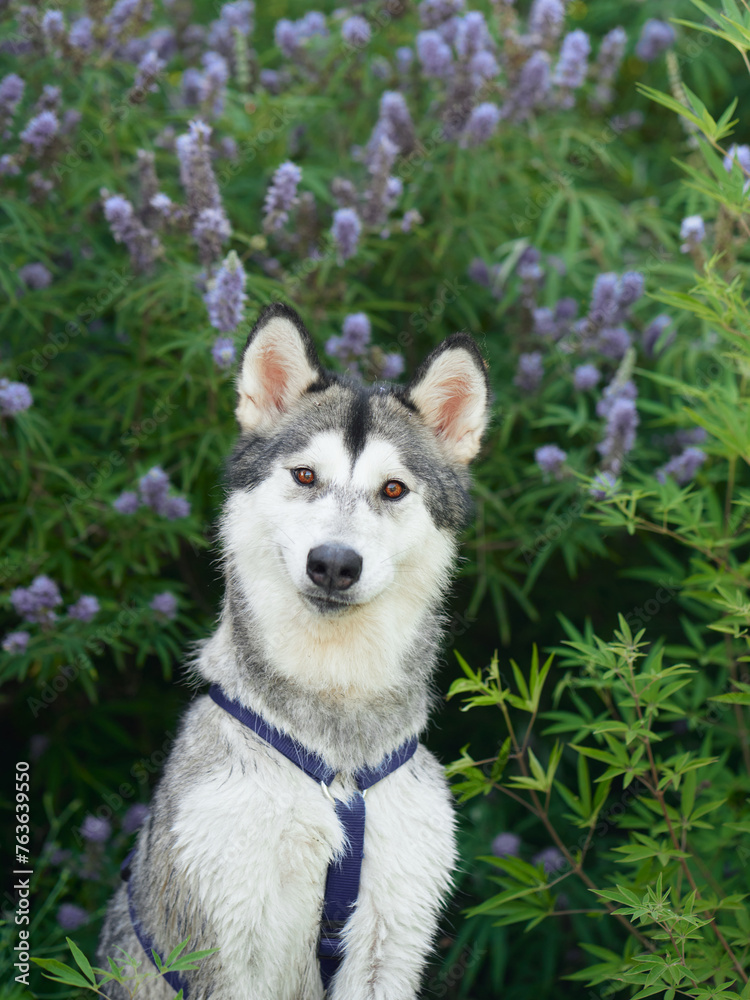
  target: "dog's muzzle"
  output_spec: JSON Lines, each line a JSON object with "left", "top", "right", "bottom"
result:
{"left": 306, "top": 544, "right": 363, "bottom": 593}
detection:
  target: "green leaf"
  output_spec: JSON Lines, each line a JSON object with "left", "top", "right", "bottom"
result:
{"left": 66, "top": 937, "right": 96, "bottom": 985}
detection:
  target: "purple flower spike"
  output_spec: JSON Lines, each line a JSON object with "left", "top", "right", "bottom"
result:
{"left": 11, "top": 575, "right": 62, "bottom": 625}
{"left": 656, "top": 446, "right": 706, "bottom": 485}
{"left": 529, "top": 0, "right": 565, "bottom": 44}
{"left": 462, "top": 102, "right": 501, "bottom": 147}
{"left": 573, "top": 364, "right": 600, "bottom": 391}
{"left": 193, "top": 207, "right": 231, "bottom": 266}
{"left": 553, "top": 30, "right": 591, "bottom": 93}
{"left": 113, "top": 491, "right": 141, "bottom": 514}
{"left": 535, "top": 444, "right": 567, "bottom": 479}
{"left": 589, "top": 470, "right": 618, "bottom": 500}
{"left": 381, "top": 353, "right": 405, "bottom": 379}
{"left": 19, "top": 263, "right": 52, "bottom": 290}
{"left": 598, "top": 397, "right": 639, "bottom": 474}
{"left": 263, "top": 161, "right": 302, "bottom": 233}
{"left": 57, "top": 904, "right": 88, "bottom": 931}
{"left": 491, "top": 831, "right": 521, "bottom": 857}
{"left": 151, "top": 592, "right": 178, "bottom": 620}
{"left": 635, "top": 19, "right": 676, "bottom": 62}
{"left": 680, "top": 215, "right": 705, "bottom": 252}
{"left": 122, "top": 803, "right": 150, "bottom": 833}
{"left": 3, "top": 631, "right": 30, "bottom": 653}
{"left": 69, "top": 16, "right": 94, "bottom": 52}
{"left": 161, "top": 496, "right": 191, "bottom": 520}
{"left": 139, "top": 467, "right": 170, "bottom": 509}
{"left": 532, "top": 846, "right": 566, "bottom": 875}
{"left": 514, "top": 352, "right": 544, "bottom": 393}
{"left": 723, "top": 144, "right": 750, "bottom": 177}
{"left": 68, "top": 596, "right": 100, "bottom": 622}
{"left": 342, "top": 15, "right": 371, "bottom": 48}
{"left": 618, "top": 271, "right": 645, "bottom": 310}
{"left": 341, "top": 313, "right": 371, "bottom": 355}
{"left": 642, "top": 315, "right": 674, "bottom": 358}
{"left": 20, "top": 111, "right": 59, "bottom": 154}
{"left": 331, "top": 208, "right": 362, "bottom": 262}
{"left": 0, "top": 379, "right": 33, "bottom": 415}
{"left": 212, "top": 336, "right": 236, "bottom": 369}
{"left": 416, "top": 30, "right": 453, "bottom": 78}
{"left": 508, "top": 51, "right": 551, "bottom": 119}
{"left": 204, "top": 250, "right": 247, "bottom": 333}
{"left": 80, "top": 814, "right": 111, "bottom": 843}
{"left": 592, "top": 26, "right": 627, "bottom": 106}
{"left": 0, "top": 73, "right": 25, "bottom": 122}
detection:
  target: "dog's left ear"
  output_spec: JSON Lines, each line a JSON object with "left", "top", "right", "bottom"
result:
{"left": 406, "top": 334, "right": 489, "bottom": 464}
{"left": 236, "top": 303, "right": 323, "bottom": 433}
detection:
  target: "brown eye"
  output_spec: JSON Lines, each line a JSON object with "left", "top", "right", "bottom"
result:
{"left": 383, "top": 480, "right": 407, "bottom": 500}
{"left": 293, "top": 468, "right": 315, "bottom": 486}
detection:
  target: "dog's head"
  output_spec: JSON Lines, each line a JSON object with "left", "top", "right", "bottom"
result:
{"left": 221, "top": 303, "right": 489, "bottom": 692}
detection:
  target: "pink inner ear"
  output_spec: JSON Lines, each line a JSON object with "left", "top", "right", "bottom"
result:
{"left": 260, "top": 346, "right": 290, "bottom": 410}
{"left": 435, "top": 375, "right": 472, "bottom": 440}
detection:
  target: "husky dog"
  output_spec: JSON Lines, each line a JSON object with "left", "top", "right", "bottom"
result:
{"left": 98, "top": 303, "right": 489, "bottom": 999}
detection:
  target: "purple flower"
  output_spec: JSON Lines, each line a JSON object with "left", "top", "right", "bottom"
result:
{"left": 723, "top": 143, "right": 750, "bottom": 177}
{"left": 263, "top": 161, "right": 302, "bottom": 233}
{"left": 517, "top": 246, "right": 544, "bottom": 283}
{"left": 467, "top": 258, "right": 490, "bottom": 287}
{"left": 69, "top": 16, "right": 94, "bottom": 52}
{"left": 462, "top": 102, "right": 501, "bottom": 147}
{"left": 42, "top": 9, "right": 65, "bottom": 44}
{"left": 212, "top": 336, "right": 236, "bottom": 369}
{"left": 193, "top": 207, "right": 232, "bottom": 266}
{"left": 532, "top": 307, "right": 557, "bottom": 339}
{"left": 507, "top": 51, "right": 551, "bottom": 119}
{"left": 416, "top": 30, "right": 453, "bottom": 78}
{"left": 204, "top": 250, "right": 246, "bottom": 333}
{"left": 298, "top": 11, "right": 327, "bottom": 40}
{"left": 553, "top": 30, "right": 591, "bottom": 93}
{"left": 105, "top": 0, "right": 152, "bottom": 41}
{"left": 535, "top": 444, "right": 567, "bottom": 478}
{"left": 2, "top": 631, "right": 30, "bottom": 653}
{"left": 199, "top": 51, "right": 229, "bottom": 116}
{"left": 588, "top": 272, "right": 619, "bottom": 327}
{"left": 396, "top": 46, "right": 413, "bottom": 73}
{"left": 113, "top": 491, "right": 140, "bottom": 514}
{"left": 656, "top": 446, "right": 706, "bottom": 485}
{"left": 514, "top": 352, "right": 544, "bottom": 393}
{"left": 680, "top": 215, "right": 705, "bottom": 252}
{"left": 529, "top": 0, "right": 565, "bottom": 44}
{"left": 589, "top": 469, "right": 618, "bottom": 500}
{"left": 598, "top": 326, "right": 631, "bottom": 360}
{"left": 57, "top": 904, "right": 88, "bottom": 931}
{"left": 134, "top": 50, "right": 165, "bottom": 93}
{"left": 67, "top": 596, "right": 100, "bottom": 622}
{"left": 491, "top": 831, "right": 521, "bottom": 857}
{"left": 18, "top": 262, "right": 52, "bottom": 290}
{"left": 151, "top": 591, "right": 178, "bottom": 620}
{"left": 469, "top": 50, "right": 499, "bottom": 85}
{"left": 80, "top": 814, "right": 111, "bottom": 843}
{"left": 176, "top": 120, "right": 222, "bottom": 218}
{"left": 103, "top": 194, "right": 135, "bottom": 242}
{"left": 274, "top": 18, "right": 300, "bottom": 58}
{"left": 122, "top": 803, "right": 150, "bottom": 833}
{"left": 400, "top": 209, "right": 422, "bottom": 233}
{"left": 642, "top": 315, "right": 674, "bottom": 358}
{"left": 532, "top": 846, "right": 566, "bottom": 875}
{"left": 341, "top": 313, "right": 371, "bottom": 355}
{"left": 381, "top": 353, "right": 405, "bottom": 379}
{"left": 618, "top": 271, "right": 644, "bottom": 310}
{"left": 331, "top": 208, "right": 362, "bottom": 262}
{"left": 598, "top": 397, "right": 638, "bottom": 474}
{"left": 0, "top": 379, "right": 33, "bottom": 415}
{"left": 161, "top": 495, "right": 191, "bottom": 520}
{"left": 11, "top": 575, "right": 62, "bottom": 624}
{"left": 592, "top": 26, "right": 627, "bottom": 106}
{"left": 102, "top": 192, "right": 162, "bottom": 273}
{"left": 379, "top": 91, "right": 415, "bottom": 155}
{"left": 0, "top": 155, "right": 20, "bottom": 176}
{"left": 342, "top": 15, "right": 371, "bottom": 48}
{"left": 635, "top": 19, "right": 676, "bottom": 62}
{"left": 0, "top": 73, "right": 24, "bottom": 121}
{"left": 573, "top": 364, "right": 600, "bottom": 391}
{"left": 20, "top": 111, "right": 59, "bottom": 154}
{"left": 419, "top": 0, "right": 466, "bottom": 29}
{"left": 139, "top": 467, "right": 170, "bottom": 510}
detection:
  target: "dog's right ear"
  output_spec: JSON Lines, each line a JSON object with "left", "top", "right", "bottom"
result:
{"left": 236, "top": 303, "right": 323, "bottom": 434}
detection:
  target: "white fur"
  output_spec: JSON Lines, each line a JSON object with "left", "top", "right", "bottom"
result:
{"left": 170, "top": 698, "right": 456, "bottom": 1000}
{"left": 236, "top": 315, "right": 319, "bottom": 434}
{"left": 408, "top": 347, "right": 487, "bottom": 464}
{"left": 221, "top": 431, "right": 456, "bottom": 697}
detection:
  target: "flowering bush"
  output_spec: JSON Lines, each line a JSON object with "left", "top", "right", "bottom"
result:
{"left": 2, "top": 0, "right": 750, "bottom": 996}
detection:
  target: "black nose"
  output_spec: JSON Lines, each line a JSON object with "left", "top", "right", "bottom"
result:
{"left": 306, "top": 545, "right": 363, "bottom": 593}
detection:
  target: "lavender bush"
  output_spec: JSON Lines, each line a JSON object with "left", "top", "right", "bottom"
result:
{"left": 2, "top": 0, "right": 749, "bottom": 997}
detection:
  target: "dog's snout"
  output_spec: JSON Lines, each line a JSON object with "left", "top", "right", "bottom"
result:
{"left": 306, "top": 544, "right": 363, "bottom": 593}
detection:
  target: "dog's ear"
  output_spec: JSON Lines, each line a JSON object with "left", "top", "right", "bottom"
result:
{"left": 406, "top": 334, "right": 489, "bottom": 464}
{"left": 236, "top": 303, "right": 323, "bottom": 433}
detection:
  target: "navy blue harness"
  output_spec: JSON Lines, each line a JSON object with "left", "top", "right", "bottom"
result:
{"left": 124, "top": 685, "right": 418, "bottom": 995}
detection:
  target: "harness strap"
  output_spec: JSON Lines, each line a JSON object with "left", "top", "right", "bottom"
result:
{"left": 124, "top": 687, "right": 418, "bottom": 995}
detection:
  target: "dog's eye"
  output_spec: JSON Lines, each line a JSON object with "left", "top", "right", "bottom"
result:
{"left": 292, "top": 468, "right": 315, "bottom": 486}
{"left": 383, "top": 480, "right": 407, "bottom": 500}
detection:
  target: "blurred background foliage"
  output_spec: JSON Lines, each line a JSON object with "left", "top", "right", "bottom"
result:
{"left": 1, "top": 0, "right": 750, "bottom": 996}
